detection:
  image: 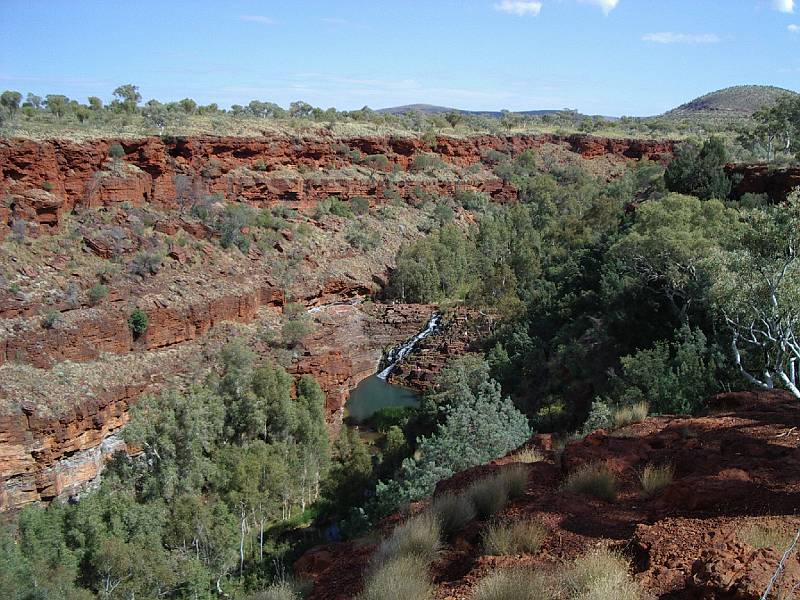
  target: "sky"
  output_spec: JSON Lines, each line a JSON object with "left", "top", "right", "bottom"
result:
{"left": 0, "top": 0, "right": 798, "bottom": 116}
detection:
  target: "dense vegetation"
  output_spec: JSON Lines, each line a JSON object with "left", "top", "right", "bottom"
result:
{"left": 385, "top": 144, "right": 800, "bottom": 432}
{"left": 2, "top": 343, "right": 331, "bottom": 598}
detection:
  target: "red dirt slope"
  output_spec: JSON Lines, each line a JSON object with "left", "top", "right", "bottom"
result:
{"left": 296, "top": 390, "right": 800, "bottom": 599}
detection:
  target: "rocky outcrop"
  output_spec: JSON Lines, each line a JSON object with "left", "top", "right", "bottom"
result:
{"left": 726, "top": 163, "right": 800, "bottom": 201}
{"left": 0, "top": 386, "right": 142, "bottom": 509}
{"left": 0, "top": 133, "right": 673, "bottom": 234}
{"left": 0, "top": 283, "right": 284, "bottom": 368}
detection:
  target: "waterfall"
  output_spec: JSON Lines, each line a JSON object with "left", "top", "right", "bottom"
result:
{"left": 376, "top": 313, "right": 442, "bottom": 380}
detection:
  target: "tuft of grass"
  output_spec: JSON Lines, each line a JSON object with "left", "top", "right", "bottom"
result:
{"left": 612, "top": 406, "right": 635, "bottom": 428}
{"left": 372, "top": 512, "right": 442, "bottom": 567}
{"left": 472, "top": 568, "right": 551, "bottom": 600}
{"left": 483, "top": 518, "right": 548, "bottom": 556}
{"left": 630, "top": 401, "right": 649, "bottom": 422}
{"left": 430, "top": 493, "right": 476, "bottom": 538}
{"left": 737, "top": 524, "right": 796, "bottom": 550}
{"left": 515, "top": 447, "right": 544, "bottom": 464}
{"left": 498, "top": 464, "right": 529, "bottom": 499}
{"left": 357, "top": 555, "right": 433, "bottom": 600}
{"left": 467, "top": 475, "right": 510, "bottom": 520}
{"left": 638, "top": 463, "right": 674, "bottom": 497}
{"left": 561, "top": 547, "right": 642, "bottom": 600}
{"left": 561, "top": 462, "right": 617, "bottom": 502}
{"left": 612, "top": 401, "right": 649, "bottom": 428}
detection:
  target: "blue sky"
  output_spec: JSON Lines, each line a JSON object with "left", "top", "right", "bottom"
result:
{"left": 1, "top": 0, "right": 798, "bottom": 116}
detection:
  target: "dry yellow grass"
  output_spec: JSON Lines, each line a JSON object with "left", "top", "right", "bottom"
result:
{"left": 638, "top": 462, "right": 674, "bottom": 497}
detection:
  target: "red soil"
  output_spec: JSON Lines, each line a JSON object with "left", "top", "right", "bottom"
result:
{"left": 296, "top": 389, "right": 800, "bottom": 599}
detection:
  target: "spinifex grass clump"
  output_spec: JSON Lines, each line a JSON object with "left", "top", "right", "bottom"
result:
{"left": 468, "top": 476, "right": 510, "bottom": 520}
{"left": 429, "top": 492, "right": 476, "bottom": 538}
{"left": 372, "top": 511, "right": 442, "bottom": 567}
{"left": 472, "top": 568, "right": 551, "bottom": 600}
{"left": 561, "top": 462, "right": 617, "bottom": 502}
{"left": 497, "top": 464, "right": 529, "bottom": 499}
{"left": 737, "top": 523, "right": 796, "bottom": 550}
{"left": 467, "top": 465, "right": 529, "bottom": 520}
{"left": 483, "top": 518, "right": 548, "bottom": 555}
{"left": 638, "top": 462, "right": 674, "bottom": 497}
{"left": 357, "top": 554, "right": 433, "bottom": 600}
{"left": 561, "top": 547, "right": 642, "bottom": 600}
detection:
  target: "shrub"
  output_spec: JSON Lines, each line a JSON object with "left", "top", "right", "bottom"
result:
{"left": 561, "top": 548, "right": 641, "bottom": 600}
{"left": 128, "top": 308, "right": 149, "bottom": 338}
{"left": 41, "top": 181, "right": 54, "bottom": 192}
{"left": 41, "top": 309, "right": 61, "bottom": 329}
{"left": 372, "top": 512, "right": 442, "bottom": 567}
{"left": 737, "top": 524, "right": 795, "bottom": 550}
{"left": 252, "top": 159, "right": 268, "bottom": 171}
{"left": 617, "top": 325, "right": 721, "bottom": 415}
{"left": 346, "top": 227, "right": 380, "bottom": 251}
{"left": 87, "top": 283, "right": 108, "bottom": 305}
{"left": 483, "top": 518, "right": 547, "bottom": 555}
{"left": 370, "top": 406, "right": 416, "bottom": 432}
{"left": 314, "top": 195, "right": 353, "bottom": 219}
{"left": 411, "top": 153, "right": 445, "bottom": 172}
{"left": 638, "top": 463, "right": 674, "bottom": 497}
{"left": 130, "top": 250, "right": 164, "bottom": 277}
{"left": 281, "top": 304, "right": 313, "bottom": 347}
{"left": 561, "top": 462, "right": 617, "bottom": 502}
{"left": 429, "top": 493, "right": 475, "bottom": 538}
{"left": 455, "top": 189, "right": 489, "bottom": 211}
{"left": 201, "top": 158, "right": 222, "bottom": 178}
{"left": 583, "top": 399, "right": 613, "bottom": 434}
{"left": 108, "top": 143, "right": 125, "bottom": 159}
{"left": 433, "top": 203, "right": 454, "bottom": 225}
{"left": 664, "top": 137, "right": 731, "bottom": 201}
{"left": 357, "top": 555, "right": 433, "bottom": 600}
{"left": 351, "top": 196, "right": 370, "bottom": 215}
{"left": 216, "top": 204, "right": 255, "bottom": 251}
{"left": 363, "top": 154, "right": 390, "bottom": 173}
{"left": 472, "top": 568, "right": 550, "bottom": 600}
{"left": 467, "top": 475, "right": 510, "bottom": 520}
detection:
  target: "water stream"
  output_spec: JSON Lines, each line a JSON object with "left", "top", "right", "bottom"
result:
{"left": 345, "top": 312, "right": 442, "bottom": 423}
{"left": 376, "top": 313, "right": 442, "bottom": 379}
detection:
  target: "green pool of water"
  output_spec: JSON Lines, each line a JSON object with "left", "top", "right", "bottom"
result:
{"left": 346, "top": 375, "right": 420, "bottom": 423}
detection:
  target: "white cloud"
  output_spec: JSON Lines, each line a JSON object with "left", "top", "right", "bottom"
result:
{"left": 789, "top": 24, "right": 800, "bottom": 32}
{"left": 240, "top": 15, "right": 276, "bottom": 24}
{"left": 772, "top": 0, "right": 795, "bottom": 13}
{"left": 642, "top": 32, "right": 721, "bottom": 44}
{"left": 579, "top": 0, "right": 620, "bottom": 14}
{"left": 493, "top": 1, "right": 543, "bottom": 16}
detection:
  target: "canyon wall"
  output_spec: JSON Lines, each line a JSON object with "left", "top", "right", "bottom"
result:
{"left": 726, "top": 163, "right": 800, "bottom": 201}
{"left": 0, "top": 133, "right": 674, "bottom": 237}
{"left": 0, "top": 131, "right": 676, "bottom": 510}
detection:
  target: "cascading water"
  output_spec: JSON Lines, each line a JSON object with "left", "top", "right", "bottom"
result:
{"left": 376, "top": 313, "right": 442, "bottom": 380}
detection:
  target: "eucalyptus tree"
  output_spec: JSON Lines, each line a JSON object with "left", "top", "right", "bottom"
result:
{"left": 714, "top": 194, "right": 800, "bottom": 398}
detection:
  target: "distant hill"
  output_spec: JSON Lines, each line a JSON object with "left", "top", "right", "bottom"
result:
{"left": 376, "top": 104, "right": 574, "bottom": 118}
{"left": 664, "top": 85, "right": 798, "bottom": 120}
